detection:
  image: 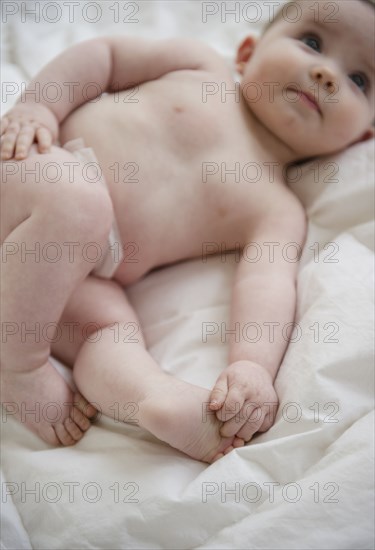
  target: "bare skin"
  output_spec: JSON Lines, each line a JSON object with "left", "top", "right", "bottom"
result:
{"left": 73, "top": 321, "right": 245, "bottom": 462}
{"left": 1, "top": 1, "right": 374, "bottom": 460}
{"left": 1, "top": 143, "right": 114, "bottom": 445}
{"left": 2, "top": 367, "right": 97, "bottom": 446}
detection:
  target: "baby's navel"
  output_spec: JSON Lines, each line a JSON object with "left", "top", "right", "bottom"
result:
{"left": 174, "top": 106, "right": 184, "bottom": 113}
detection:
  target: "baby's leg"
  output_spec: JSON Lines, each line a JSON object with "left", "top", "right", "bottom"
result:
{"left": 51, "top": 276, "right": 145, "bottom": 367}
{"left": 1, "top": 145, "right": 113, "bottom": 445}
{"left": 70, "top": 278, "right": 244, "bottom": 463}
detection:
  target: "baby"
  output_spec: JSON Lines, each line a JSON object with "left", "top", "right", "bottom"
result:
{"left": 1, "top": 0, "right": 374, "bottom": 463}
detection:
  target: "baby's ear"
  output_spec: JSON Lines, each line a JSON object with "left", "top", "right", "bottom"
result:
{"left": 236, "top": 36, "right": 257, "bottom": 74}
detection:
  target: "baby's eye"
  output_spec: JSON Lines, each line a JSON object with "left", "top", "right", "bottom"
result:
{"left": 349, "top": 72, "right": 368, "bottom": 93}
{"left": 300, "top": 35, "right": 321, "bottom": 52}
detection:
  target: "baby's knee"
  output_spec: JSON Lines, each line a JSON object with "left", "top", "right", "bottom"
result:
{"left": 1, "top": 150, "right": 114, "bottom": 243}
{"left": 59, "top": 176, "right": 114, "bottom": 243}
{"left": 38, "top": 153, "right": 114, "bottom": 242}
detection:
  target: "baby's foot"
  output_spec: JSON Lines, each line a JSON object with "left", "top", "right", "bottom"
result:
{"left": 1, "top": 360, "right": 97, "bottom": 445}
{"left": 139, "top": 377, "right": 245, "bottom": 463}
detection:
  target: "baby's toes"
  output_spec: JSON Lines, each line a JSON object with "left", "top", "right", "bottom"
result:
{"left": 210, "top": 437, "right": 244, "bottom": 463}
{"left": 64, "top": 417, "right": 84, "bottom": 442}
{"left": 222, "top": 437, "right": 245, "bottom": 455}
{"left": 74, "top": 392, "right": 97, "bottom": 419}
{"left": 211, "top": 452, "right": 224, "bottom": 463}
{"left": 223, "top": 445, "right": 234, "bottom": 455}
{"left": 220, "top": 415, "right": 246, "bottom": 438}
{"left": 54, "top": 423, "right": 76, "bottom": 446}
{"left": 233, "top": 436, "right": 245, "bottom": 448}
{"left": 70, "top": 406, "right": 91, "bottom": 432}
{"left": 236, "top": 410, "right": 264, "bottom": 441}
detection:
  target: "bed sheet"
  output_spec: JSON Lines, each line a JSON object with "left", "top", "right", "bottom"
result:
{"left": 1, "top": 2, "right": 374, "bottom": 549}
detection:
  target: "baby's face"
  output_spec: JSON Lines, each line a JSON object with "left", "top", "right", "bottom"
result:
{"left": 238, "top": 0, "right": 375, "bottom": 158}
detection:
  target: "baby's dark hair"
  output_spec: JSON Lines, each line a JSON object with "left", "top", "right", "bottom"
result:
{"left": 263, "top": 0, "right": 375, "bottom": 35}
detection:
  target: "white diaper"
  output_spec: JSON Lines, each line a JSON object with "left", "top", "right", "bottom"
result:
{"left": 63, "top": 138, "right": 124, "bottom": 279}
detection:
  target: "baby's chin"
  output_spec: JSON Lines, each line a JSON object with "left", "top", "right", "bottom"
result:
{"left": 281, "top": 133, "right": 355, "bottom": 162}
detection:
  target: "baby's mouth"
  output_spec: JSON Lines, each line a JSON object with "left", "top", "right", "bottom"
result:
{"left": 287, "top": 87, "right": 322, "bottom": 115}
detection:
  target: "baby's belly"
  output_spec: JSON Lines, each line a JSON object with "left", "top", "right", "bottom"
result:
{"left": 59, "top": 99, "right": 222, "bottom": 285}
{"left": 59, "top": 82, "right": 268, "bottom": 286}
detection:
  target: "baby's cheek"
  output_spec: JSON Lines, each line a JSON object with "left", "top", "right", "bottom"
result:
{"left": 332, "top": 111, "right": 365, "bottom": 146}
{"left": 245, "top": 55, "right": 275, "bottom": 89}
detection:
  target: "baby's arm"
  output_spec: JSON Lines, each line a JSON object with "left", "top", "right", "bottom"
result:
{"left": 1, "top": 36, "right": 222, "bottom": 160}
{"left": 210, "top": 200, "right": 307, "bottom": 441}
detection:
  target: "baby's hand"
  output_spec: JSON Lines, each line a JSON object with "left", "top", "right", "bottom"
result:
{"left": 1, "top": 103, "right": 58, "bottom": 160}
{"left": 209, "top": 360, "right": 278, "bottom": 442}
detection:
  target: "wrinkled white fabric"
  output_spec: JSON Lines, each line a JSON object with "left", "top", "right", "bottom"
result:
{"left": 1, "top": 2, "right": 374, "bottom": 549}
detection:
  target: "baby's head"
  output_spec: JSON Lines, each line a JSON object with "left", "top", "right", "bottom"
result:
{"left": 236, "top": 0, "right": 375, "bottom": 159}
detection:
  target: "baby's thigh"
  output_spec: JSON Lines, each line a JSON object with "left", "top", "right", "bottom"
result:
{"left": 1, "top": 144, "right": 112, "bottom": 242}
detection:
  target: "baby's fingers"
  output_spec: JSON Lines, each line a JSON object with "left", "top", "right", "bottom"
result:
{"left": 0, "top": 116, "right": 9, "bottom": 136}
{"left": 220, "top": 401, "right": 259, "bottom": 438}
{"left": 234, "top": 406, "right": 264, "bottom": 441}
{"left": 0, "top": 121, "right": 20, "bottom": 160}
{"left": 36, "top": 126, "right": 52, "bottom": 154}
{"left": 209, "top": 376, "right": 228, "bottom": 411}
{"left": 216, "top": 386, "right": 244, "bottom": 422}
{"left": 14, "top": 125, "right": 36, "bottom": 160}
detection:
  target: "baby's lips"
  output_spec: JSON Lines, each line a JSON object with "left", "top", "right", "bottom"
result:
{"left": 287, "top": 86, "right": 322, "bottom": 115}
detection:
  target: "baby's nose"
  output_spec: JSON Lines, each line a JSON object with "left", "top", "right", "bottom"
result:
{"left": 310, "top": 66, "right": 337, "bottom": 92}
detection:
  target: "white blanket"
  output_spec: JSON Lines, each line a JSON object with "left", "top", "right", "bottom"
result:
{"left": 1, "top": 2, "right": 374, "bottom": 549}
